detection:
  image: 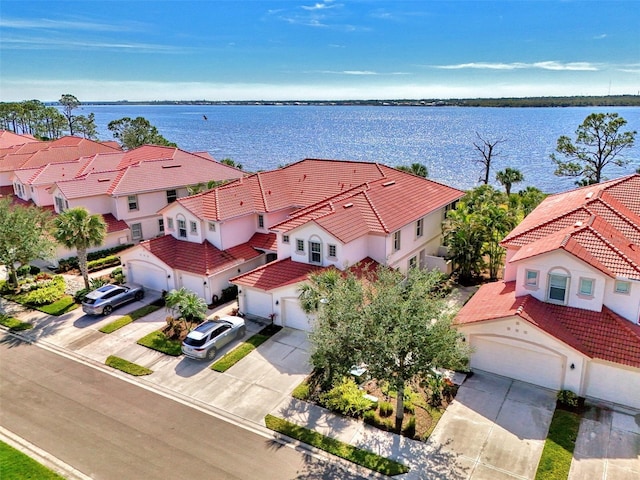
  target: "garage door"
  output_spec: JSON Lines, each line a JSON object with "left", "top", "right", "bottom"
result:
{"left": 471, "top": 336, "right": 564, "bottom": 390}
{"left": 128, "top": 261, "right": 169, "bottom": 292}
{"left": 244, "top": 289, "right": 272, "bottom": 319}
{"left": 180, "top": 274, "right": 205, "bottom": 299}
{"left": 282, "top": 298, "right": 312, "bottom": 331}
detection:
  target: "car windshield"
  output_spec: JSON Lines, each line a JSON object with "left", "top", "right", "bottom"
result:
{"left": 183, "top": 337, "right": 206, "bottom": 347}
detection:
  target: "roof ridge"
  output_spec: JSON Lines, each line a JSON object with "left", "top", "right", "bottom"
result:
{"left": 605, "top": 306, "right": 640, "bottom": 342}
{"left": 580, "top": 221, "right": 640, "bottom": 275}
{"left": 502, "top": 207, "right": 589, "bottom": 245}
{"left": 362, "top": 189, "right": 388, "bottom": 233}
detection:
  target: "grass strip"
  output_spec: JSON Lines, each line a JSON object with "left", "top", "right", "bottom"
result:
{"left": 0, "top": 314, "right": 33, "bottom": 332}
{"left": 211, "top": 333, "right": 270, "bottom": 372}
{"left": 99, "top": 304, "right": 161, "bottom": 334}
{"left": 137, "top": 330, "right": 182, "bottom": 356}
{"left": 264, "top": 414, "right": 409, "bottom": 476}
{"left": 0, "top": 440, "right": 66, "bottom": 480}
{"left": 535, "top": 409, "right": 581, "bottom": 480}
{"left": 34, "top": 295, "right": 78, "bottom": 316}
{"left": 105, "top": 355, "right": 153, "bottom": 376}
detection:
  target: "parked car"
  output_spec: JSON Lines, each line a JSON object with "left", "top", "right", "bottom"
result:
{"left": 82, "top": 284, "right": 144, "bottom": 316}
{"left": 182, "top": 316, "right": 246, "bottom": 360}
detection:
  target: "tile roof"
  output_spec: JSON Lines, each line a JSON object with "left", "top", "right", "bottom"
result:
{"left": 248, "top": 232, "right": 278, "bottom": 251}
{"left": 502, "top": 174, "right": 640, "bottom": 279}
{"left": 176, "top": 159, "right": 464, "bottom": 236}
{"left": 230, "top": 257, "right": 327, "bottom": 290}
{"left": 455, "top": 281, "right": 640, "bottom": 369}
{"left": 136, "top": 235, "right": 261, "bottom": 276}
{"left": 0, "top": 130, "right": 38, "bottom": 148}
{"left": 101, "top": 213, "right": 129, "bottom": 233}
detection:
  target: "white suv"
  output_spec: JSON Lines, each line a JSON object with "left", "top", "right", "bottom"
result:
{"left": 181, "top": 316, "right": 246, "bottom": 360}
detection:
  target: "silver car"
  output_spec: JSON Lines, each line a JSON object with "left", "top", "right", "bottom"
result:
{"left": 181, "top": 316, "right": 246, "bottom": 360}
{"left": 82, "top": 284, "right": 145, "bottom": 315}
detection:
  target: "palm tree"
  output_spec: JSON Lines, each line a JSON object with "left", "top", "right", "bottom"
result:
{"left": 298, "top": 269, "right": 342, "bottom": 314}
{"left": 396, "top": 163, "right": 428, "bottom": 178}
{"left": 53, "top": 208, "right": 106, "bottom": 289}
{"left": 165, "top": 287, "right": 207, "bottom": 323}
{"left": 495, "top": 167, "right": 524, "bottom": 196}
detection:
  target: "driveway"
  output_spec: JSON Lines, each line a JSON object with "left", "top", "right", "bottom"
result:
{"left": 427, "top": 370, "right": 556, "bottom": 480}
{"left": 569, "top": 404, "right": 640, "bottom": 480}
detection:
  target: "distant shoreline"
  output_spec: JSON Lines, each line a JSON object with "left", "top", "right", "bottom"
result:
{"left": 69, "top": 95, "right": 640, "bottom": 108}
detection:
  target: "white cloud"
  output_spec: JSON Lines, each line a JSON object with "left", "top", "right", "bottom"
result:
{"left": 435, "top": 61, "right": 600, "bottom": 71}
{"left": 0, "top": 16, "right": 134, "bottom": 32}
{"left": 1, "top": 35, "right": 187, "bottom": 54}
{"left": 301, "top": 2, "right": 339, "bottom": 11}
{"left": 594, "top": 34, "right": 608, "bottom": 40}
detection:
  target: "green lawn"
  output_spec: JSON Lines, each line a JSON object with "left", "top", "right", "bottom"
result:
{"left": 105, "top": 355, "right": 153, "bottom": 376}
{"left": 137, "top": 330, "right": 182, "bottom": 356}
{"left": 36, "top": 295, "right": 77, "bottom": 315}
{"left": 99, "top": 304, "right": 161, "bottom": 334}
{"left": 211, "top": 333, "right": 270, "bottom": 372}
{"left": 535, "top": 409, "right": 581, "bottom": 480}
{"left": 264, "top": 414, "right": 409, "bottom": 476}
{"left": 0, "top": 314, "right": 33, "bottom": 331}
{"left": 0, "top": 441, "right": 65, "bottom": 479}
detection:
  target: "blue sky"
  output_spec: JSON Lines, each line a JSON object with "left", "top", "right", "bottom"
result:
{"left": 1, "top": 1, "right": 639, "bottom": 101}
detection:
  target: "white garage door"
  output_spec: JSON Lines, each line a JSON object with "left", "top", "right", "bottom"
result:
{"left": 471, "top": 337, "right": 564, "bottom": 390}
{"left": 180, "top": 274, "right": 205, "bottom": 299}
{"left": 244, "top": 289, "right": 273, "bottom": 319}
{"left": 129, "top": 261, "right": 169, "bottom": 292}
{"left": 282, "top": 298, "right": 312, "bottom": 331}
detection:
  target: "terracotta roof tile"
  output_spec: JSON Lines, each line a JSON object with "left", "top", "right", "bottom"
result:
{"left": 248, "top": 232, "right": 278, "bottom": 251}
{"left": 101, "top": 213, "right": 129, "bottom": 233}
{"left": 0, "top": 130, "right": 39, "bottom": 148}
{"left": 138, "top": 235, "right": 261, "bottom": 276}
{"left": 455, "top": 281, "right": 640, "bottom": 368}
{"left": 231, "top": 257, "right": 326, "bottom": 290}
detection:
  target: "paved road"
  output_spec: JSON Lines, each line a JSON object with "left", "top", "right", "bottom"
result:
{"left": 0, "top": 340, "right": 365, "bottom": 480}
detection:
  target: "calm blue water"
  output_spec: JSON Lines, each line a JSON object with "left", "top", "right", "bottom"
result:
{"left": 82, "top": 104, "right": 640, "bottom": 193}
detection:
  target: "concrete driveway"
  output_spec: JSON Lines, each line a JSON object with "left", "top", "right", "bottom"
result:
{"left": 427, "top": 370, "right": 556, "bottom": 480}
{"left": 569, "top": 404, "right": 640, "bottom": 480}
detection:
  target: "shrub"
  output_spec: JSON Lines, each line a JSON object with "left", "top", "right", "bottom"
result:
{"left": 379, "top": 401, "right": 394, "bottom": 417}
{"left": 17, "top": 276, "right": 65, "bottom": 305}
{"left": 57, "top": 244, "right": 132, "bottom": 272}
{"left": 319, "top": 378, "right": 376, "bottom": 417}
{"left": 16, "top": 265, "right": 31, "bottom": 277}
{"left": 402, "top": 416, "right": 416, "bottom": 438}
{"left": 89, "top": 277, "right": 109, "bottom": 290}
{"left": 363, "top": 410, "right": 394, "bottom": 431}
{"left": 87, "top": 255, "right": 120, "bottom": 272}
{"left": 221, "top": 285, "right": 238, "bottom": 303}
{"left": 557, "top": 389, "right": 579, "bottom": 409}
{"left": 74, "top": 288, "right": 90, "bottom": 303}
{"left": 30, "top": 265, "right": 41, "bottom": 275}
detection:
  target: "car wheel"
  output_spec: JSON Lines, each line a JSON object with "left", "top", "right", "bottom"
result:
{"left": 134, "top": 290, "right": 144, "bottom": 301}
{"left": 237, "top": 326, "right": 246, "bottom": 339}
{"left": 206, "top": 347, "right": 217, "bottom": 360}
{"left": 103, "top": 305, "right": 113, "bottom": 316}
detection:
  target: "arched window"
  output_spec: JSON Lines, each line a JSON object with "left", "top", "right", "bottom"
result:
{"left": 176, "top": 214, "right": 187, "bottom": 239}
{"left": 547, "top": 267, "right": 570, "bottom": 305}
{"left": 308, "top": 235, "right": 322, "bottom": 265}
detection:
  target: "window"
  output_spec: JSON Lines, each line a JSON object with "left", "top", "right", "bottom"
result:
{"left": 328, "top": 244, "right": 337, "bottom": 258}
{"left": 166, "top": 189, "right": 177, "bottom": 203}
{"left": 283, "top": 235, "right": 289, "bottom": 244}
{"left": 296, "top": 239, "right": 304, "bottom": 252}
{"left": 409, "top": 256, "right": 417, "bottom": 269}
{"left": 208, "top": 221, "right": 216, "bottom": 232}
{"left": 55, "top": 196, "right": 66, "bottom": 212}
{"left": 190, "top": 221, "right": 197, "bottom": 234}
{"left": 131, "top": 223, "right": 142, "bottom": 241}
{"left": 158, "top": 218, "right": 165, "bottom": 234}
{"left": 178, "top": 219, "right": 187, "bottom": 238}
{"left": 309, "top": 241, "right": 321, "bottom": 264}
{"left": 579, "top": 277, "right": 594, "bottom": 296}
{"left": 548, "top": 274, "right": 569, "bottom": 304}
{"left": 167, "top": 217, "right": 174, "bottom": 230}
{"left": 128, "top": 195, "right": 138, "bottom": 211}
{"left": 525, "top": 270, "right": 539, "bottom": 287}
{"left": 615, "top": 280, "right": 631, "bottom": 295}
{"left": 415, "top": 218, "right": 423, "bottom": 238}
{"left": 393, "top": 231, "right": 401, "bottom": 252}
{"left": 258, "top": 214, "right": 264, "bottom": 229}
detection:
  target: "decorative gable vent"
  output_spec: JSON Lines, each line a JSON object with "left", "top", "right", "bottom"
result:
{"left": 382, "top": 180, "right": 396, "bottom": 187}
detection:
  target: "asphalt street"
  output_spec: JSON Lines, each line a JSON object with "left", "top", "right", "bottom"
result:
{"left": 0, "top": 339, "right": 366, "bottom": 480}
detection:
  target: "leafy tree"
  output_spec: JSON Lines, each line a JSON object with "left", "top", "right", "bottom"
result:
{"left": 0, "top": 198, "right": 55, "bottom": 288}
{"left": 495, "top": 167, "right": 524, "bottom": 196}
{"left": 518, "top": 186, "right": 547, "bottom": 216}
{"left": 220, "top": 158, "right": 243, "bottom": 170}
{"left": 473, "top": 133, "right": 506, "bottom": 185}
{"left": 443, "top": 201, "right": 485, "bottom": 284}
{"left": 306, "top": 267, "right": 468, "bottom": 430}
{"left": 551, "top": 112, "right": 636, "bottom": 185}
{"left": 396, "top": 163, "right": 428, "bottom": 177}
{"left": 75, "top": 112, "right": 98, "bottom": 139}
{"left": 186, "top": 179, "right": 226, "bottom": 195}
{"left": 59, "top": 94, "right": 80, "bottom": 135}
{"left": 107, "top": 116, "right": 177, "bottom": 150}
{"left": 53, "top": 208, "right": 106, "bottom": 289}
{"left": 165, "top": 287, "right": 208, "bottom": 325}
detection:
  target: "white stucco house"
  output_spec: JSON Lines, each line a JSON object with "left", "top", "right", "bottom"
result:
{"left": 121, "top": 158, "right": 464, "bottom": 321}
{"left": 455, "top": 174, "right": 640, "bottom": 409}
